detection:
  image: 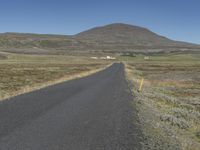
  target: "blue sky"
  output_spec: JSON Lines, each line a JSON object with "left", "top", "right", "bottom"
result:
{"left": 0, "top": 0, "right": 199, "bottom": 44}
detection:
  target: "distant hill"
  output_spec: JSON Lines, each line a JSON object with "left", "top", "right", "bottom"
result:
{"left": 0, "top": 32, "right": 73, "bottom": 49}
{"left": 0, "top": 23, "right": 199, "bottom": 54}
{"left": 75, "top": 23, "right": 199, "bottom": 50}
{"left": 76, "top": 23, "right": 171, "bottom": 44}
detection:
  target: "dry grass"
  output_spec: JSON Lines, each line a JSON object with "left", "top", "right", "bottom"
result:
{"left": 0, "top": 52, "right": 110, "bottom": 101}
{"left": 124, "top": 53, "right": 200, "bottom": 150}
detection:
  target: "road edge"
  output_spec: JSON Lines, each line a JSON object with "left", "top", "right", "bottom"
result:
{"left": 0, "top": 63, "right": 113, "bottom": 102}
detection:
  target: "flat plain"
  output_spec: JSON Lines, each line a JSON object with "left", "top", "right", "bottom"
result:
{"left": 0, "top": 52, "right": 110, "bottom": 100}
{"left": 124, "top": 53, "right": 200, "bottom": 149}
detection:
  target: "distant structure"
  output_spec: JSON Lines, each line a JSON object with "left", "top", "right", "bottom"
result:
{"left": 91, "top": 56, "right": 116, "bottom": 60}
{"left": 90, "top": 57, "right": 98, "bottom": 59}
{"left": 100, "top": 56, "right": 116, "bottom": 60}
{"left": 106, "top": 56, "right": 116, "bottom": 60}
{"left": 144, "top": 56, "right": 150, "bottom": 60}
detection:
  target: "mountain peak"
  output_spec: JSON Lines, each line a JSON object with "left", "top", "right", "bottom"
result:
{"left": 75, "top": 23, "right": 170, "bottom": 46}
{"left": 76, "top": 23, "right": 149, "bottom": 38}
{"left": 100, "top": 23, "right": 147, "bottom": 29}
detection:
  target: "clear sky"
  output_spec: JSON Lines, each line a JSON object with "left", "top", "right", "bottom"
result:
{"left": 0, "top": 0, "right": 199, "bottom": 44}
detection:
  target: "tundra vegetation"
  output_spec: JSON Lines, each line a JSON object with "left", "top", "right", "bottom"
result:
{"left": 0, "top": 24, "right": 200, "bottom": 149}
{"left": 124, "top": 53, "right": 200, "bottom": 150}
{"left": 0, "top": 52, "right": 109, "bottom": 101}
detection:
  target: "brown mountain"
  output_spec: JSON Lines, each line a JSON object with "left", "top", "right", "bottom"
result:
{"left": 76, "top": 23, "right": 171, "bottom": 44}
{"left": 75, "top": 23, "right": 199, "bottom": 50}
{"left": 0, "top": 23, "right": 199, "bottom": 54}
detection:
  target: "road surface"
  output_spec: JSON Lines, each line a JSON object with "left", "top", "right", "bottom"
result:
{"left": 0, "top": 63, "right": 141, "bottom": 150}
